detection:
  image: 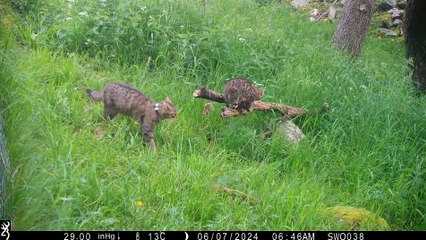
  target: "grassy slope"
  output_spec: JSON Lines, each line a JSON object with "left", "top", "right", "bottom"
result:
{"left": 1, "top": 0, "right": 425, "bottom": 230}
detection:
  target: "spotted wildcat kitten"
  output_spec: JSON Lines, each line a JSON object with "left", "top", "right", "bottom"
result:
{"left": 223, "top": 78, "right": 264, "bottom": 113}
{"left": 86, "top": 82, "right": 177, "bottom": 152}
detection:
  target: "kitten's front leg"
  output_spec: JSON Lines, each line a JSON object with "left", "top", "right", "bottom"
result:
{"left": 139, "top": 119, "right": 157, "bottom": 152}
{"left": 150, "top": 142, "right": 157, "bottom": 152}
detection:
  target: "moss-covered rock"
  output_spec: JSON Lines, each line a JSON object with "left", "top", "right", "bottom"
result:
{"left": 324, "top": 206, "right": 390, "bottom": 230}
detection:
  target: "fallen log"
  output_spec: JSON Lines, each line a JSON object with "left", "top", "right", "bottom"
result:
{"left": 193, "top": 87, "right": 308, "bottom": 118}
{"left": 220, "top": 101, "right": 309, "bottom": 118}
{"left": 193, "top": 87, "right": 225, "bottom": 103}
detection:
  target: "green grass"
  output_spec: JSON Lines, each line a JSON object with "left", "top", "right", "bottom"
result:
{"left": 1, "top": 0, "right": 425, "bottom": 230}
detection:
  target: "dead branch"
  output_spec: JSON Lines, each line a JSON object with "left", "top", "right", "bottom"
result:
{"left": 213, "top": 185, "right": 260, "bottom": 205}
{"left": 193, "top": 87, "right": 308, "bottom": 118}
{"left": 193, "top": 86, "right": 225, "bottom": 103}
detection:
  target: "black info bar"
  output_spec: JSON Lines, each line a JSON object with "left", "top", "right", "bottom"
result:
{"left": 6, "top": 230, "right": 425, "bottom": 240}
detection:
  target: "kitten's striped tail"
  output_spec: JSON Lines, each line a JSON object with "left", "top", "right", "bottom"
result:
{"left": 86, "top": 89, "right": 103, "bottom": 101}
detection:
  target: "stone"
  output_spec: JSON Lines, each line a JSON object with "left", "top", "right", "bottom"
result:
{"left": 387, "top": 8, "right": 404, "bottom": 20}
{"left": 392, "top": 18, "right": 403, "bottom": 27}
{"left": 385, "top": 30, "right": 398, "bottom": 37}
{"left": 377, "top": 28, "right": 391, "bottom": 34}
{"left": 263, "top": 118, "right": 305, "bottom": 145}
{"left": 291, "top": 0, "right": 310, "bottom": 9}
{"left": 277, "top": 120, "right": 305, "bottom": 145}
{"left": 377, "top": 28, "right": 398, "bottom": 37}
{"left": 328, "top": 6, "right": 336, "bottom": 20}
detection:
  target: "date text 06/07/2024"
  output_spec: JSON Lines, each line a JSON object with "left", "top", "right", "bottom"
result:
{"left": 195, "top": 232, "right": 315, "bottom": 240}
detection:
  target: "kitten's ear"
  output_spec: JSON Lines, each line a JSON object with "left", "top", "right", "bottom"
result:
{"left": 165, "top": 97, "right": 172, "bottom": 103}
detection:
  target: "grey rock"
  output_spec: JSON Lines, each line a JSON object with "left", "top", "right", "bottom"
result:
{"left": 328, "top": 6, "right": 336, "bottom": 20}
{"left": 392, "top": 18, "right": 403, "bottom": 26}
{"left": 264, "top": 118, "right": 305, "bottom": 145}
{"left": 291, "top": 0, "right": 310, "bottom": 9}
{"left": 377, "top": 28, "right": 392, "bottom": 34}
{"left": 277, "top": 120, "right": 305, "bottom": 145}
{"left": 385, "top": 30, "right": 398, "bottom": 37}
{"left": 387, "top": 8, "right": 404, "bottom": 20}
{"left": 377, "top": 0, "right": 397, "bottom": 11}
{"left": 378, "top": 27, "right": 399, "bottom": 38}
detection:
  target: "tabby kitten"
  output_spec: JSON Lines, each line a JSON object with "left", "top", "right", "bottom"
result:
{"left": 86, "top": 82, "right": 177, "bottom": 152}
{"left": 223, "top": 78, "right": 264, "bottom": 113}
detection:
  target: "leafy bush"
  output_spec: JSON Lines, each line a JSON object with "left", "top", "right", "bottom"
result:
{"left": 33, "top": 1, "right": 209, "bottom": 69}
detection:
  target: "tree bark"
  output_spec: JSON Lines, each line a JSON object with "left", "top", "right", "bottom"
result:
{"left": 331, "top": 0, "right": 375, "bottom": 58}
{"left": 404, "top": 0, "right": 426, "bottom": 92}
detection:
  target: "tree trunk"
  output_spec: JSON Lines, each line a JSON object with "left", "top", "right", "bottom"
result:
{"left": 404, "top": 0, "right": 426, "bottom": 92}
{"left": 331, "top": 0, "right": 375, "bottom": 58}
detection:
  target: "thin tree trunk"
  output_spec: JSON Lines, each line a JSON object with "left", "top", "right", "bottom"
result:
{"left": 331, "top": 0, "right": 375, "bottom": 58}
{"left": 404, "top": 0, "right": 426, "bottom": 92}
{"left": 0, "top": 113, "right": 10, "bottom": 218}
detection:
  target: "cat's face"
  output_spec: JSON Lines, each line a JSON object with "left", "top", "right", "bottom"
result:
{"left": 161, "top": 97, "right": 177, "bottom": 119}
